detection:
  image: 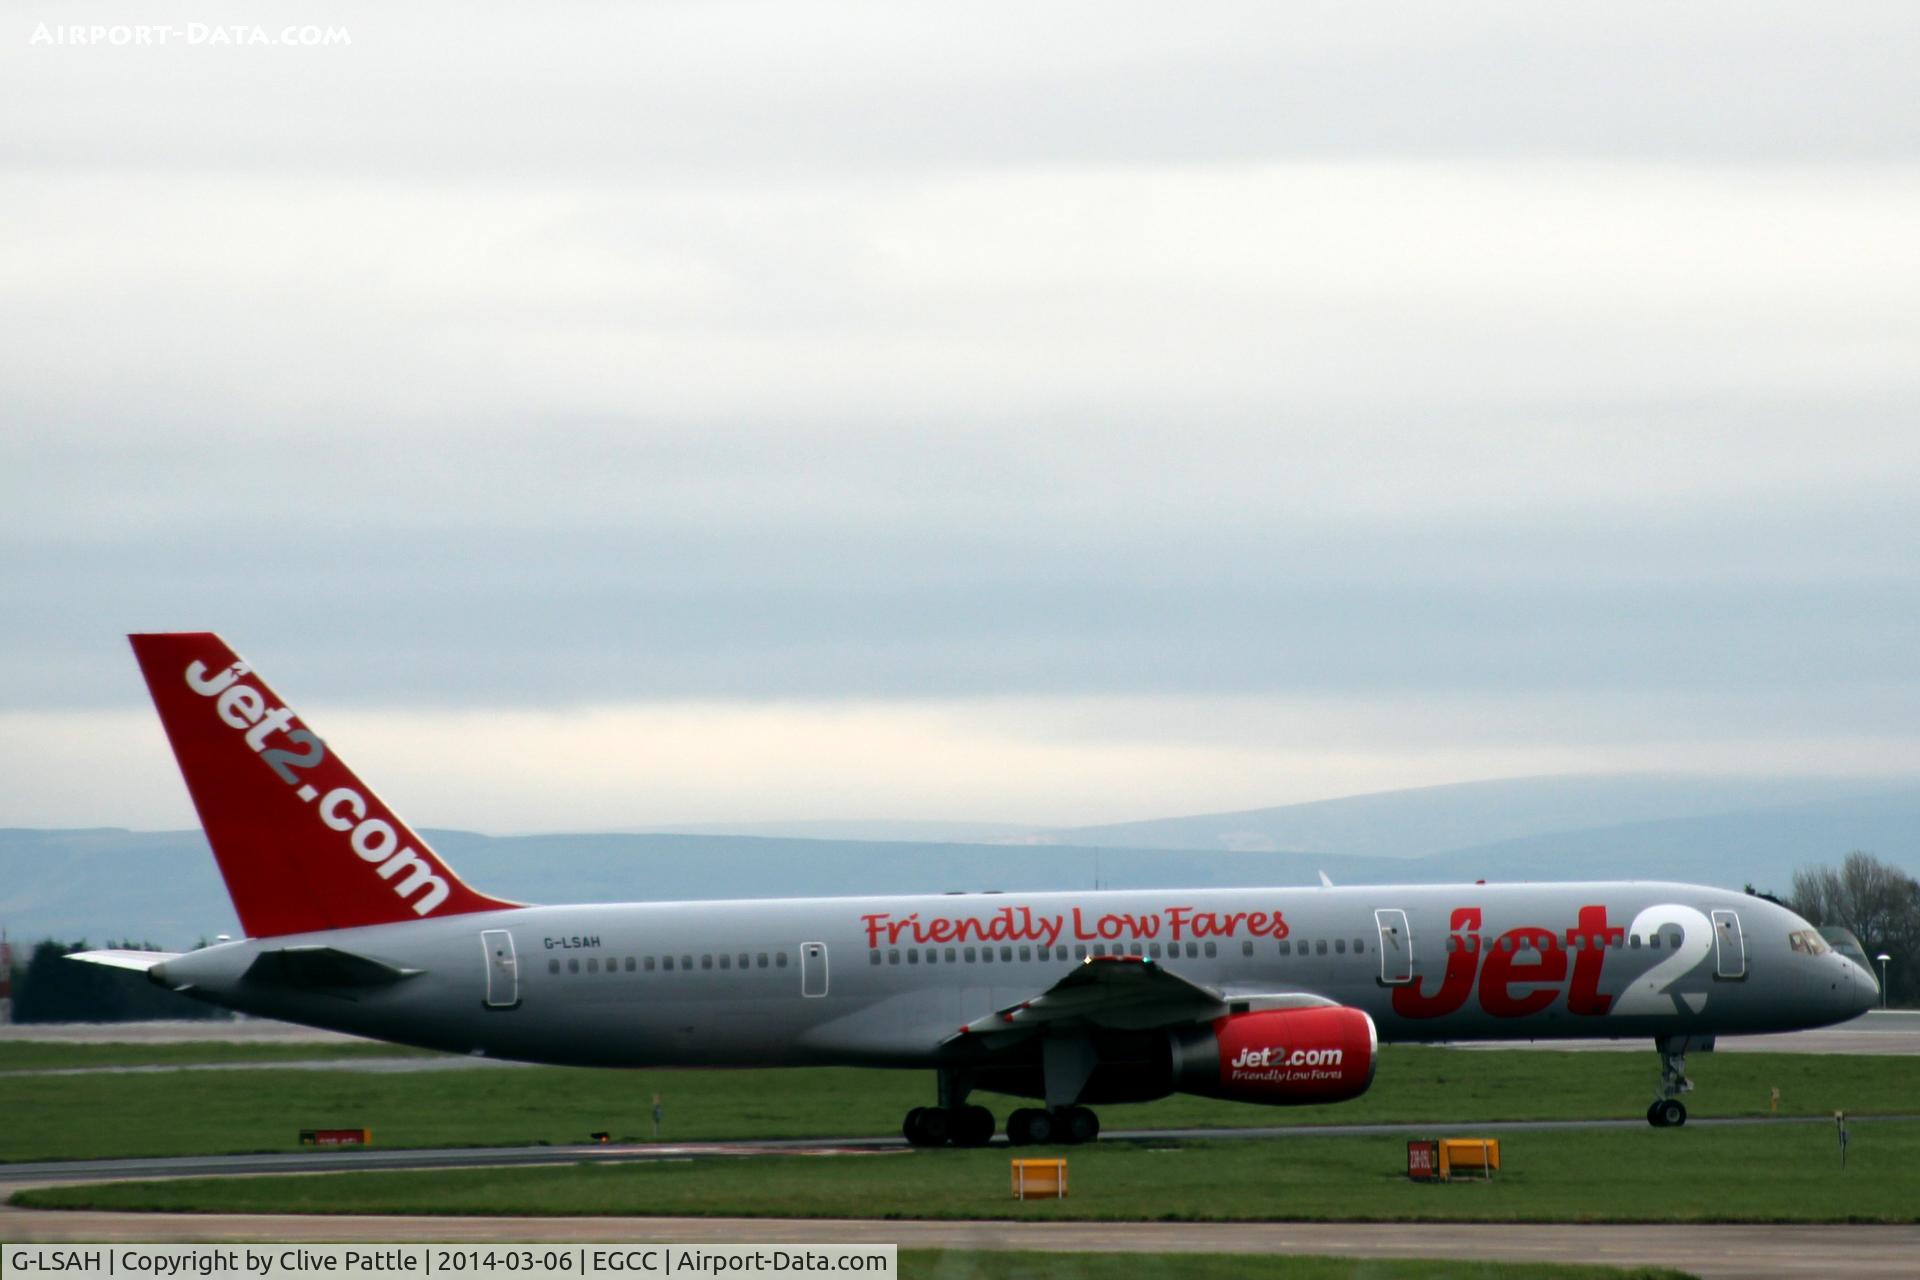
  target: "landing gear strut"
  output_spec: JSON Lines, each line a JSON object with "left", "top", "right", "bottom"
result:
{"left": 1646, "top": 1035, "right": 1706, "bottom": 1127}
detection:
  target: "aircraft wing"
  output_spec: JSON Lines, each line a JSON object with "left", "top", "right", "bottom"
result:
{"left": 949, "top": 955, "right": 1341, "bottom": 1042}
{"left": 67, "top": 949, "right": 182, "bottom": 972}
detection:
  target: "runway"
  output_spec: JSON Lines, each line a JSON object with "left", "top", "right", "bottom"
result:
{"left": 9, "top": 1112, "right": 1906, "bottom": 1189}
{"left": 1447, "top": 1008, "right": 1920, "bottom": 1056}
{"left": 2, "top": 1205, "right": 1916, "bottom": 1279}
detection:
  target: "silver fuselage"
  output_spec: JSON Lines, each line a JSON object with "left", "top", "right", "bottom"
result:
{"left": 155, "top": 880, "right": 1877, "bottom": 1070}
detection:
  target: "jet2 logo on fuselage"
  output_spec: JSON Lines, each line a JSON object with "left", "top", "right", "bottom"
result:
{"left": 1391, "top": 904, "right": 1707, "bottom": 1021}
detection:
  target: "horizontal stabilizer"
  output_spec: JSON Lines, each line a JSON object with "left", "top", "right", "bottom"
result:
{"left": 244, "top": 945, "right": 423, "bottom": 989}
{"left": 66, "top": 949, "right": 182, "bottom": 972}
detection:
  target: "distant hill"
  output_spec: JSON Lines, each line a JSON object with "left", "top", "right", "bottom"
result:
{"left": 5, "top": 775, "right": 1917, "bottom": 949}
{"left": 1047, "top": 774, "right": 1902, "bottom": 857}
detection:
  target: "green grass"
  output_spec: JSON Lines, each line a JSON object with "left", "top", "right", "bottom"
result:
{"left": 3, "top": 1046, "right": 1916, "bottom": 1163}
{"left": 896, "top": 1252, "right": 1693, "bottom": 1280}
{"left": 0, "top": 1040, "right": 446, "bottom": 1071}
{"left": 17, "top": 1123, "right": 1920, "bottom": 1223}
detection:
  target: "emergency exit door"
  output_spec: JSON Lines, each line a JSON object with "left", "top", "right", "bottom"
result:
{"left": 481, "top": 929, "right": 520, "bottom": 1009}
{"left": 800, "top": 941, "right": 828, "bottom": 998}
{"left": 1374, "top": 909, "right": 1413, "bottom": 985}
{"left": 1711, "top": 910, "right": 1747, "bottom": 980}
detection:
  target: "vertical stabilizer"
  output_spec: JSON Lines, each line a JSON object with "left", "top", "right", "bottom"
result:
{"left": 129, "top": 633, "right": 518, "bottom": 937}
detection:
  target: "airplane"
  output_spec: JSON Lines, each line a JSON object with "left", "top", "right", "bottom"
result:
{"left": 76, "top": 632, "right": 1880, "bottom": 1145}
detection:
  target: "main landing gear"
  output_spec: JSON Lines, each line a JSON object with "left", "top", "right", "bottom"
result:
{"left": 902, "top": 1104, "right": 995, "bottom": 1147}
{"left": 1007, "top": 1106, "right": 1099, "bottom": 1146}
{"left": 902, "top": 1067, "right": 1103, "bottom": 1147}
{"left": 1646, "top": 1034, "right": 1707, "bottom": 1128}
{"left": 900, "top": 1104, "right": 1102, "bottom": 1147}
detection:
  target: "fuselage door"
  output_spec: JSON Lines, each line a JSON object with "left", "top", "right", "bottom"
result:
{"left": 481, "top": 929, "right": 520, "bottom": 1009}
{"left": 1373, "top": 909, "right": 1413, "bottom": 985}
{"left": 1710, "top": 909, "right": 1747, "bottom": 980}
{"left": 800, "top": 941, "right": 828, "bottom": 998}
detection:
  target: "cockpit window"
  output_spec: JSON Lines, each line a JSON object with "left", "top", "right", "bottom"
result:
{"left": 1788, "top": 929, "right": 1831, "bottom": 956}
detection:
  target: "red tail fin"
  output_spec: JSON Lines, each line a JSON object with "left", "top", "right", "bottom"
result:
{"left": 130, "top": 633, "right": 517, "bottom": 937}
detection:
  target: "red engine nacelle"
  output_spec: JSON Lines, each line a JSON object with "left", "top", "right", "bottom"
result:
{"left": 1170, "top": 1005, "right": 1377, "bottom": 1105}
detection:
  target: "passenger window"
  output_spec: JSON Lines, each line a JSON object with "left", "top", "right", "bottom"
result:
{"left": 1314, "top": 940, "right": 1327, "bottom": 956}
{"left": 701, "top": 955, "right": 713, "bottom": 970}
{"left": 946, "top": 948, "right": 957, "bottom": 962}
{"left": 1354, "top": 939, "right": 1366, "bottom": 953}
{"left": 776, "top": 953, "right": 788, "bottom": 968}
{"left": 757, "top": 953, "right": 769, "bottom": 968}
{"left": 1649, "top": 935, "right": 1662, "bottom": 950}
{"left": 870, "top": 951, "right": 881, "bottom": 965}
{"left": 907, "top": 949, "right": 919, "bottom": 964}
{"left": 1000, "top": 946, "right": 1013, "bottom": 961}
{"left": 1076, "top": 946, "right": 1089, "bottom": 960}
{"left": 718, "top": 955, "right": 731, "bottom": 969}
{"left": 683, "top": 955, "right": 694, "bottom": 970}
{"left": 568, "top": 958, "right": 579, "bottom": 973}
{"left": 1629, "top": 935, "right": 1641, "bottom": 949}
{"left": 548, "top": 959, "right": 560, "bottom": 974}
{"left": 1149, "top": 943, "right": 1163, "bottom": 958}
{"left": 888, "top": 949, "right": 900, "bottom": 965}
{"left": 1129, "top": 943, "right": 1142, "bottom": 957}
{"left": 1241, "top": 940, "right": 1254, "bottom": 957}
{"left": 644, "top": 957, "right": 656, "bottom": 971}
{"left": 1334, "top": 939, "right": 1346, "bottom": 955}
{"left": 1019, "top": 946, "right": 1030, "bottom": 961}
{"left": 625, "top": 957, "right": 636, "bottom": 972}
{"left": 1204, "top": 941, "right": 1218, "bottom": 958}
{"left": 982, "top": 947, "right": 994, "bottom": 963}
{"left": 587, "top": 958, "right": 599, "bottom": 973}
{"left": 662, "top": 956, "right": 673, "bottom": 971}
{"left": 964, "top": 947, "right": 977, "bottom": 962}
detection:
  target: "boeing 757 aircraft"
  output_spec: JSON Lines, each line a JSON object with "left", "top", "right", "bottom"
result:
{"left": 78, "top": 634, "right": 1879, "bottom": 1144}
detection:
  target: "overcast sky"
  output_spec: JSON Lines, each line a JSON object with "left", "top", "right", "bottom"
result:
{"left": 3, "top": 3, "right": 1918, "bottom": 831}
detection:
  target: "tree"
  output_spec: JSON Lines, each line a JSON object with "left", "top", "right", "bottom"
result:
{"left": 1790, "top": 851, "right": 1920, "bottom": 1008}
{"left": 11, "top": 940, "right": 231, "bottom": 1023}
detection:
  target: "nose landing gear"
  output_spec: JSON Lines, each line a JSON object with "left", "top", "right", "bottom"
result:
{"left": 1647, "top": 1034, "right": 1711, "bottom": 1127}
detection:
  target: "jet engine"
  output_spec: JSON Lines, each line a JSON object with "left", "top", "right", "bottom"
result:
{"left": 1169, "top": 1005, "right": 1377, "bottom": 1104}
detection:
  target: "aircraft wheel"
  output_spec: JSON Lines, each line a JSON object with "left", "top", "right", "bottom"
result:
{"left": 952, "top": 1105, "right": 995, "bottom": 1147}
{"left": 1655, "top": 1099, "right": 1687, "bottom": 1128}
{"left": 1060, "top": 1106, "right": 1100, "bottom": 1144}
{"left": 1008, "top": 1107, "right": 1054, "bottom": 1145}
{"left": 1645, "top": 1102, "right": 1663, "bottom": 1128}
{"left": 903, "top": 1106, "right": 951, "bottom": 1147}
